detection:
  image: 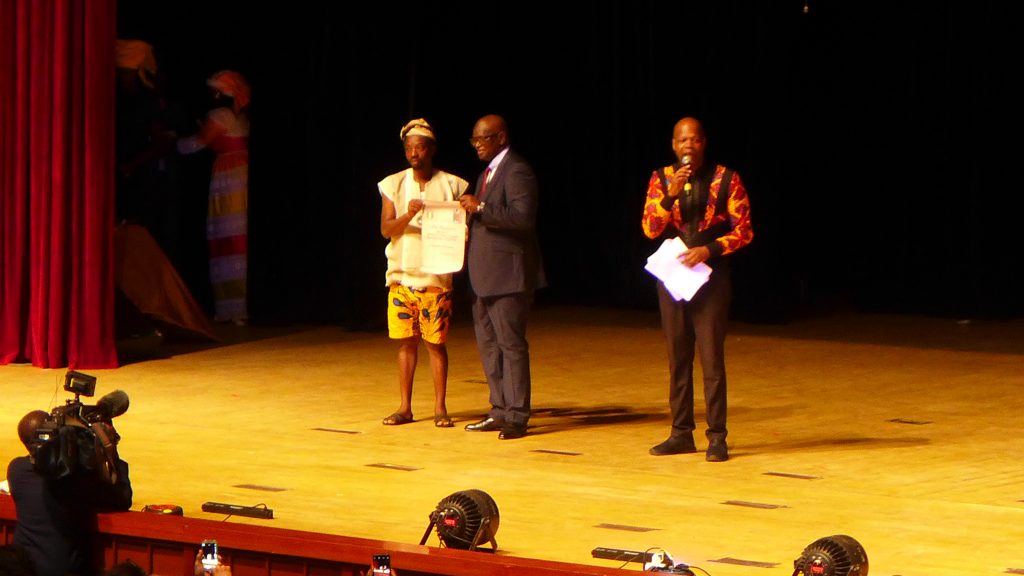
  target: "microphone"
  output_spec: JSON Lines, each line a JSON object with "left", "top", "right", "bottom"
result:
{"left": 85, "top": 390, "right": 130, "bottom": 422}
{"left": 681, "top": 154, "right": 693, "bottom": 195}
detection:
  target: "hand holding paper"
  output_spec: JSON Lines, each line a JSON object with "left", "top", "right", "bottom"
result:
{"left": 644, "top": 237, "right": 712, "bottom": 302}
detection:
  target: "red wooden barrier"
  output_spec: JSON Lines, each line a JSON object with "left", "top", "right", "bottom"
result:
{"left": 2, "top": 495, "right": 631, "bottom": 576}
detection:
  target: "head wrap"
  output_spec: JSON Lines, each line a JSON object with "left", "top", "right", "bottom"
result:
{"left": 400, "top": 118, "right": 435, "bottom": 141}
{"left": 206, "top": 70, "right": 251, "bottom": 113}
{"left": 115, "top": 39, "right": 157, "bottom": 88}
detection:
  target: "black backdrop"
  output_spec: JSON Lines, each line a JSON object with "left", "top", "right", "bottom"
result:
{"left": 118, "top": 1, "right": 1023, "bottom": 330}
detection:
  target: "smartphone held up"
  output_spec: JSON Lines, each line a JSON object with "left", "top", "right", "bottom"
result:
{"left": 371, "top": 553, "right": 391, "bottom": 575}
{"left": 201, "top": 540, "right": 219, "bottom": 571}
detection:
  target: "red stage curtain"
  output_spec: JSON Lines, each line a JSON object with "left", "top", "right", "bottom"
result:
{"left": 1, "top": 0, "right": 118, "bottom": 368}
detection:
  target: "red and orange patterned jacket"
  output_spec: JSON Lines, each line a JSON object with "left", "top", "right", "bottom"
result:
{"left": 641, "top": 163, "right": 753, "bottom": 259}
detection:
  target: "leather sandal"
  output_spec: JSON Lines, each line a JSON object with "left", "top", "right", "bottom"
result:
{"left": 382, "top": 412, "right": 414, "bottom": 425}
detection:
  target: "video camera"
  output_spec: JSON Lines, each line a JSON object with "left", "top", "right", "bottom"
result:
{"left": 31, "top": 371, "right": 130, "bottom": 484}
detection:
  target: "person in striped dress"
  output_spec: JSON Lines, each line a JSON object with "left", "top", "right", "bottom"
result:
{"left": 178, "top": 70, "right": 251, "bottom": 325}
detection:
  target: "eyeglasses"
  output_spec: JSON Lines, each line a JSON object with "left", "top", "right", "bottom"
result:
{"left": 468, "top": 133, "right": 500, "bottom": 146}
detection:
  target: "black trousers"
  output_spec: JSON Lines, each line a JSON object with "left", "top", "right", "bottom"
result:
{"left": 471, "top": 291, "right": 532, "bottom": 426}
{"left": 656, "top": 265, "right": 731, "bottom": 443}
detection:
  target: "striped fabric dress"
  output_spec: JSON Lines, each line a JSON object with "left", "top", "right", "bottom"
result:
{"left": 204, "top": 107, "right": 249, "bottom": 323}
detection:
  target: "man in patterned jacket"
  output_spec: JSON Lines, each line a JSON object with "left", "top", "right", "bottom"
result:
{"left": 641, "top": 116, "right": 753, "bottom": 462}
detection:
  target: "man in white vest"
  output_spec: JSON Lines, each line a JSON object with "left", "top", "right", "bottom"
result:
{"left": 378, "top": 118, "right": 469, "bottom": 429}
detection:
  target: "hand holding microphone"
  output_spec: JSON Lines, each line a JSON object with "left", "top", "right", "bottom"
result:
{"left": 667, "top": 154, "right": 693, "bottom": 199}
{"left": 681, "top": 154, "right": 693, "bottom": 195}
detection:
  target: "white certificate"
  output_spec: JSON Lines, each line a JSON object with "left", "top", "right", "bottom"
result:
{"left": 420, "top": 201, "right": 467, "bottom": 274}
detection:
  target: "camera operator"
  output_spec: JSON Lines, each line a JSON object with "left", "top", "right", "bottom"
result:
{"left": 6, "top": 409, "right": 133, "bottom": 576}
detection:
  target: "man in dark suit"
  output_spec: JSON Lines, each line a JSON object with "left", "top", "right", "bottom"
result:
{"left": 459, "top": 115, "right": 543, "bottom": 440}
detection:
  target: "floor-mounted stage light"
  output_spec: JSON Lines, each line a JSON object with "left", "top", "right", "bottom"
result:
{"left": 419, "top": 489, "right": 499, "bottom": 552}
{"left": 792, "top": 534, "right": 868, "bottom": 576}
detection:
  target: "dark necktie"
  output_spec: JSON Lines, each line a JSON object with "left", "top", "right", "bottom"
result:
{"left": 479, "top": 167, "right": 492, "bottom": 200}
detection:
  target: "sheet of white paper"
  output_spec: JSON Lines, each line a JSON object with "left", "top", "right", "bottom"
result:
{"left": 644, "top": 237, "right": 712, "bottom": 301}
{"left": 420, "top": 201, "right": 467, "bottom": 274}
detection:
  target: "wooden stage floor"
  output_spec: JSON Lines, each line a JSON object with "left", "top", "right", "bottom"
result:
{"left": 2, "top": 305, "right": 1023, "bottom": 576}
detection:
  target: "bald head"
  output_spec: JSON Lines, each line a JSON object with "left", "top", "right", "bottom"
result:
{"left": 471, "top": 114, "right": 510, "bottom": 162}
{"left": 477, "top": 114, "right": 507, "bottom": 135}
{"left": 18, "top": 410, "right": 49, "bottom": 449}
{"left": 673, "top": 117, "right": 705, "bottom": 139}
{"left": 671, "top": 116, "right": 707, "bottom": 168}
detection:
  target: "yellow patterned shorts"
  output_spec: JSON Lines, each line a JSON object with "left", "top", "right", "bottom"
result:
{"left": 387, "top": 285, "right": 453, "bottom": 344}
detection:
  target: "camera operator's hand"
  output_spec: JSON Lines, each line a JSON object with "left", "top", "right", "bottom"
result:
{"left": 95, "top": 420, "right": 121, "bottom": 441}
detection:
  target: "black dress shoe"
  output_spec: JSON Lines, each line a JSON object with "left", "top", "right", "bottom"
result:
{"left": 498, "top": 424, "right": 527, "bottom": 440}
{"left": 649, "top": 437, "right": 698, "bottom": 456}
{"left": 465, "top": 417, "right": 504, "bottom": 432}
{"left": 705, "top": 439, "right": 729, "bottom": 462}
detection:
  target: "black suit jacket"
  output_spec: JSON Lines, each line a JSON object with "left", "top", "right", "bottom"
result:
{"left": 466, "top": 148, "right": 545, "bottom": 298}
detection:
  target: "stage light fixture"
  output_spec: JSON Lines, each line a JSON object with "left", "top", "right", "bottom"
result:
{"left": 792, "top": 534, "right": 868, "bottom": 576}
{"left": 419, "top": 489, "right": 499, "bottom": 552}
